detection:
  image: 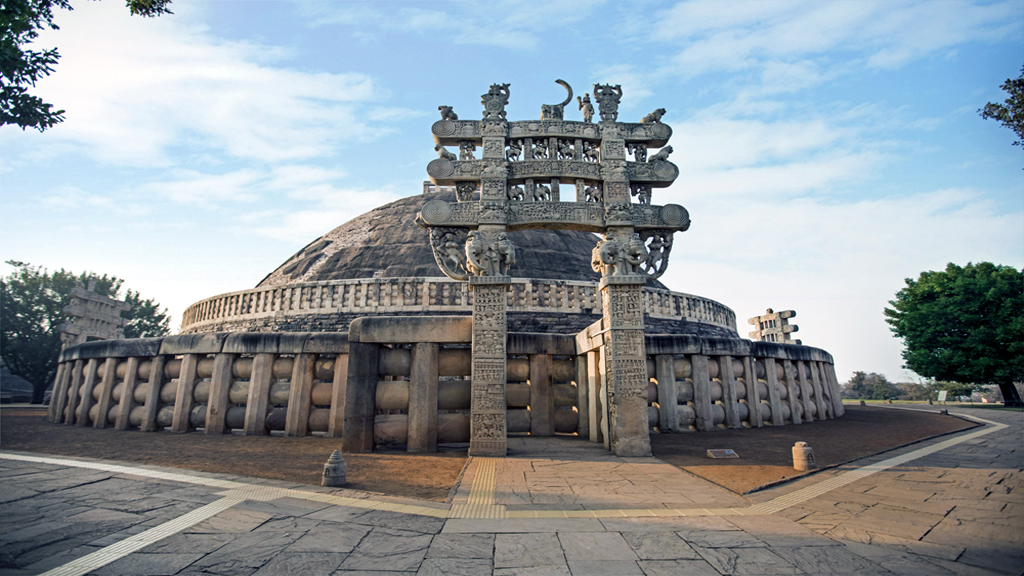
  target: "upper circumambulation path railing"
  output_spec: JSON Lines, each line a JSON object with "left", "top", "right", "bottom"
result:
{"left": 178, "top": 277, "right": 738, "bottom": 334}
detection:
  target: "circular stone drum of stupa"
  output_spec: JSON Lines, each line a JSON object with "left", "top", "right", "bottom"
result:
{"left": 179, "top": 190, "right": 738, "bottom": 337}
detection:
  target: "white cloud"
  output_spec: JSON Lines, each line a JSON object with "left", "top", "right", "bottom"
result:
{"left": 22, "top": 1, "right": 389, "bottom": 167}
{"left": 587, "top": 64, "right": 656, "bottom": 107}
{"left": 141, "top": 169, "right": 264, "bottom": 206}
{"left": 242, "top": 186, "right": 403, "bottom": 242}
{"left": 40, "top": 185, "right": 151, "bottom": 217}
{"left": 660, "top": 187, "right": 1024, "bottom": 381}
{"left": 301, "top": 0, "right": 609, "bottom": 50}
{"left": 655, "top": 0, "right": 1021, "bottom": 79}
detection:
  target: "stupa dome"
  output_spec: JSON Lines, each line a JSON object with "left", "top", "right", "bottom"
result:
{"left": 180, "top": 188, "right": 735, "bottom": 336}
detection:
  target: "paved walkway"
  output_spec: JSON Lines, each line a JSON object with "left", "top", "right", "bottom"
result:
{"left": 1, "top": 406, "right": 1021, "bottom": 575}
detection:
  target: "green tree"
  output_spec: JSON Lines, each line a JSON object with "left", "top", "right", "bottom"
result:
{"left": 0, "top": 260, "right": 170, "bottom": 403}
{"left": 979, "top": 64, "right": 1024, "bottom": 146}
{"left": 843, "top": 371, "right": 900, "bottom": 400}
{"left": 1, "top": 0, "right": 171, "bottom": 131}
{"left": 885, "top": 262, "right": 1024, "bottom": 407}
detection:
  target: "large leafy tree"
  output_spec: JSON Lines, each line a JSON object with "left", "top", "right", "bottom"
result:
{"left": 1, "top": 0, "right": 171, "bottom": 131}
{"left": 885, "top": 262, "right": 1024, "bottom": 407}
{"left": 0, "top": 260, "right": 170, "bottom": 403}
{"left": 979, "top": 64, "right": 1024, "bottom": 147}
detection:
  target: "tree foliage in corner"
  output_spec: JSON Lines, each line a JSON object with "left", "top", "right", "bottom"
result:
{"left": 884, "top": 262, "right": 1024, "bottom": 407}
{"left": 1, "top": 0, "right": 171, "bottom": 131}
{"left": 0, "top": 260, "right": 170, "bottom": 403}
{"left": 979, "top": 64, "right": 1024, "bottom": 147}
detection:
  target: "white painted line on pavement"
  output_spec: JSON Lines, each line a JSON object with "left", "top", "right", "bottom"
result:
{"left": 38, "top": 494, "right": 244, "bottom": 576}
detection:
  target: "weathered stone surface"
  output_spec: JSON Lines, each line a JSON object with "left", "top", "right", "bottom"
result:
{"left": 250, "top": 551, "right": 346, "bottom": 576}
{"left": 186, "top": 509, "right": 273, "bottom": 534}
{"left": 620, "top": 531, "right": 701, "bottom": 560}
{"left": 636, "top": 559, "right": 720, "bottom": 576}
{"left": 568, "top": 560, "right": 645, "bottom": 575}
{"left": 60, "top": 337, "right": 164, "bottom": 362}
{"left": 494, "top": 533, "right": 566, "bottom": 568}
{"left": 340, "top": 527, "right": 432, "bottom": 571}
{"left": 187, "top": 530, "right": 304, "bottom": 574}
{"left": 558, "top": 532, "right": 638, "bottom": 561}
{"left": 692, "top": 546, "right": 801, "bottom": 575}
{"left": 285, "top": 521, "right": 369, "bottom": 553}
{"left": 770, "top": 545, "right": 891, "bottom": 575}
{"left": 350, "top": 509, "right": 446, "bottom": 535}
{"left": 222, "top": 332, "right": 310, "bottom": 354}
{"left": 416, "top": 558, "right": 493, "bottom": 576}
{"left": 493, "top": 566, "right": 570, "bottom": 576}
{"left": 425, "top": 534, "right": 495, "bottom": 559}
{"left": 159, "top": 333, "right": 228, "bottom": 355}
{"left": 351, "top": 316, "right": 473, "bottom": 345}
{"left": 93, "top": 553, "right": 205, "bottom": 576}
{"left": 142, "top": 532, "right": 236, "bottom": 554}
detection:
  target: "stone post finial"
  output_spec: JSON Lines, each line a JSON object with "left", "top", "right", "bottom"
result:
{"left": 792, "top": 441, "right": 816, "bottom": 471}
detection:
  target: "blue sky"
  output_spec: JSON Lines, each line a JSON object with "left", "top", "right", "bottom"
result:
{"left": 1, "top": 0, "right": 1021, "bottom": 384}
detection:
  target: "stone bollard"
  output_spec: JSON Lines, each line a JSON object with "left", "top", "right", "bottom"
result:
{"left": 322, "top": 450, "right": 347, "bottom": 487}
{"left": 792, "top": 441, "right": 817, "bottom": 471}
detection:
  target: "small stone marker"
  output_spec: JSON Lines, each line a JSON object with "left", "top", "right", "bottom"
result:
{"left": 322, "top": 450, "right": 347, "bottom": 487}
{"left": 792, "top": 441, "right": 817, "bottom": 471}
{"left": 706, "top": 449, "right": 738, "bottom": 459}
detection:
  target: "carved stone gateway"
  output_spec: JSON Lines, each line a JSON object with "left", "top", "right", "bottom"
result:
{"left": 418, "top": 81, "right": 689, "bottom": 456}
{"left": 58, "top": 280, "right": 131, "bottom": 348}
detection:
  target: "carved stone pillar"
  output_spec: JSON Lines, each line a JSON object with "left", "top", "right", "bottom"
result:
{"left": 600, "top": 275, "right": 651, "bottom": 457}
{"left": 469, "top": 275, "right": 510, "bottom": 456}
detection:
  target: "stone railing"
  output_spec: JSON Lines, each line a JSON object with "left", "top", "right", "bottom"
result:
{"left": 575, "top": 324, "right": 844, "bottom": 446}
{"left": 48, "top": 316, "right": 839, "bottom": 455}
{"left": 179, "top": 277, "right": 737, "bottom": 335}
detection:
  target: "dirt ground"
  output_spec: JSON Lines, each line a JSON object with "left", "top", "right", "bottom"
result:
{"left": 2, "top": 405, "right": 976, "bottom": 500}
{"left": 650, "top": 405, "right": 977, "bottom": 493}
{"left": 0, "top": 408, "right": 466, "bottom": 502}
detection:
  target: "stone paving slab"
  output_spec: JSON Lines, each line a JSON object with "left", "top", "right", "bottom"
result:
{"left": 0, "top": 406, "right": 1020, "bottom": 575}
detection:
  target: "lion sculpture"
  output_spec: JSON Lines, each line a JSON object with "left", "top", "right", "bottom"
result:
{"left": 648, "top": 145, "right": 673, "bottom": 163}
{"left": 641, "top": 108, "right": 666, "bottom": 124}
{"left": 434, "top": 144, "right": 457, "bottom": 161}
{"left": 438, "top": 105, "right": 458, "bottom": 121}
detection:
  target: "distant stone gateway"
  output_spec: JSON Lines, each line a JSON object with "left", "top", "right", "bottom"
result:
{"left": 48, "top": 81, "right": 843, "bottom": 457}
